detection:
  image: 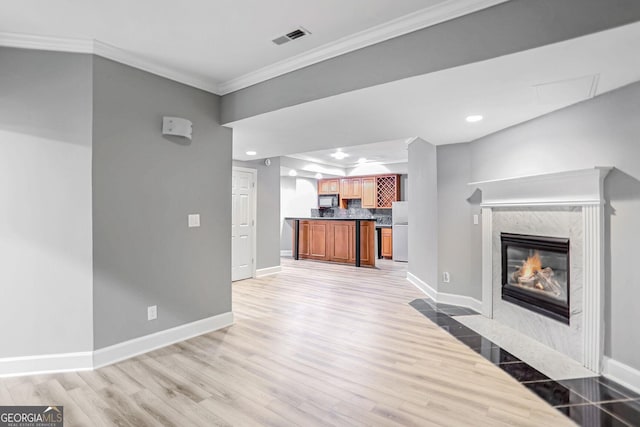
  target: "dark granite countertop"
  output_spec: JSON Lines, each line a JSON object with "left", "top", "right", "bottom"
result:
{"left": 375, "top": 224, "right": 392, "bottom": 228}
{"left": 285, "top": 217, "right": 376, "bottom": 222}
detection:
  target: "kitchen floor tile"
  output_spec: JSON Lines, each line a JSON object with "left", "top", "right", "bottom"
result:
{"left": 560, "top": 377, "right": 639, "bottom": 403}
{"left": 597, "top": 399, "right": 640, "bottom": 425}
{"left": 502, "top": 362, "right": 549, "bottom": 383}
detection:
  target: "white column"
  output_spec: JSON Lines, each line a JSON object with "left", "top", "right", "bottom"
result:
{"left": 582, "top": 204, "right": 605, "bottom": 373}
{"left": 481, "top": 207, "right": 493, "bottom": 318}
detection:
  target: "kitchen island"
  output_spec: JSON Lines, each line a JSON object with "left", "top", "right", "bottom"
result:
{"left": 285, "top": 217, "right": 376, "bottom": 267}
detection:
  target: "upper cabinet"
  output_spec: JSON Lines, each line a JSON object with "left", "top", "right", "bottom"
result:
{"left": 318, "top": 178, "right": 340, "bottom": 194}
{"left": 319, "top": 174, "right": 401, "bottom": 208}
{"left": 340, "top": 178, "right": 362, "bottom": 199}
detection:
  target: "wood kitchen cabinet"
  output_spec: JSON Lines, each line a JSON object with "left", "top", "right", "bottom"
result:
{"left": 362, "top": 177, "right": 376, "bottom": 208}
{"left": 340, "top": 178, "right": 362, "bottom": 199}
{"left": 381, "top": 227, "right": 393, "bottom": 258}
{"left": 294, "top": 219, "right": 375, "bottom": 266}
{"left": 318, "top": 179, "right": 340, "bottom": 195}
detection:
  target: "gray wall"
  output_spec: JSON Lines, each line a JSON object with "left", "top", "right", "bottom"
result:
{"left": 408, "top": 139, "right": 438, "bottom": 288}
{"left": 221, "top": 0, "right": 640, "bottom": 124}
{"left": 92, "top": 56, "right": 232, "bottom": 349}
{"left": 0, "top": 48, "right": 94, "bottom": 357}
{"left": 465, "top": 82, "right": 640, "bottom": 371}
{"left": 233, "top": 157, "right": 281, "bottom": 270}
{"left": 436, "top": 143, "right": 482, "bottom": 299}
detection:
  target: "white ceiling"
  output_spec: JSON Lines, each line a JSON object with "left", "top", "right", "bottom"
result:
{"left": 229, "top": 21, "right": 640, "bottom": 161}
{"left": 288, "top": 139, "right": 410, "bottom": 168}
{"left": 0, "top": 0, "right": 445, "bottom": 90}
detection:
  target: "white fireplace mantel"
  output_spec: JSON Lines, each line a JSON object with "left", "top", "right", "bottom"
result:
{"left": 469, "top": 167, "right": 612, "bottom": 207}
{"left": 470, "top": 167, "right": 612, "bottom": 373}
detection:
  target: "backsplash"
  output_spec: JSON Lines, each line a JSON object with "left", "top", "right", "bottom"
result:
{"left": 311, "top": 200, "right": 392, "bottom": 224}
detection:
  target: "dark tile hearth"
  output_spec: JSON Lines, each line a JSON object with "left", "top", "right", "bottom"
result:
{"left": 409, "top": 298, "right": 640, "bottom": 426}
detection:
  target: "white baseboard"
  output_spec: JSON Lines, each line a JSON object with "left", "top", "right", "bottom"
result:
{"left": 0, "top": 351, "right": 93, "bottom": 378}
{"left": 406, "top": 272, "right": 482, "bottom": 312}
{"left": 94, "top": 311, "right": 234, "bottom": 369}
{"left": 256, "top": 265, "right": 282, "bottom": 277}
{"left": 603, "top": 356, "right": 640, "bottom": 394}
{"left": 280, "top": 250, "right": 292, "bottom": 257}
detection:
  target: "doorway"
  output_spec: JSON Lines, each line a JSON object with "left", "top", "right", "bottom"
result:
{"left": 232, "top": 167, "right": 256, "bottom": 281}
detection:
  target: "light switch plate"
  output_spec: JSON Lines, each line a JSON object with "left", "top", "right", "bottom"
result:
{"left": 188, "top": 214, "right": 200, "bottom": 228}
{"left": 473, "top": 214, "right": 479, "bottom": 225}
{"left": 443, "top": 272, "right": 450, "bottom": 283}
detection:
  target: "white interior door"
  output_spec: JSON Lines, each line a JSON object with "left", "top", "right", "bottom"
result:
{"left": 232, "top": 167, "right": 256, "bottom": 281}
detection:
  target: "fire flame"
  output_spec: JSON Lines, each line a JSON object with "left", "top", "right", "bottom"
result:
{"left": 520, "top": 252, "right": 542, "bottom": 278}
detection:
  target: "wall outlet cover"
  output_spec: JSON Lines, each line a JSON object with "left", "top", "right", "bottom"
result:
{"left": 443, "top": 272, "right": 450, "bottom": 283}
{"left": 473, "top": 214, "right": 479, "bottom": 225}
{"left": 147, "top": 305, "right": 157, "bottom": 321}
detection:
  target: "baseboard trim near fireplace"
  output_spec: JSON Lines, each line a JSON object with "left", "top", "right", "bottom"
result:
{"left": 407, "top": 272, "right": 482, "bottom": 313}
{"left": 603, "top": 357, "right": 640, "bottom": 394}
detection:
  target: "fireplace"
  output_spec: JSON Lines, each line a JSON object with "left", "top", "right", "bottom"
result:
{"left": 501, "top": 233, "right": 570, "bottom": 324}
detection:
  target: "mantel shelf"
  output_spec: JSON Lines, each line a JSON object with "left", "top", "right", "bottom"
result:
{"left": 468, "top": 167, "right": 613, "bottom": 207}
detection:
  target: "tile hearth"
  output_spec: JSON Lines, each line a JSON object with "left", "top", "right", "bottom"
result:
{"left": 410, "top": 298, "right": 640, "bottom": 426}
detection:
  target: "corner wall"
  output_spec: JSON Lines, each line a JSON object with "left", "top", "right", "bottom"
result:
{"left": 408, "top": 139, "right": 438, "bottom": 290}
{"left": 92, "top": 56, "right": 233, "bottom": 349}
{"left": 0, "top": 47, "right": 94, "bottom": 359}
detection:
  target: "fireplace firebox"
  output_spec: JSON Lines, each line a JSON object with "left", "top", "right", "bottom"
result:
{"left": 501, "top": 233, "right": 570, "bottom": 324}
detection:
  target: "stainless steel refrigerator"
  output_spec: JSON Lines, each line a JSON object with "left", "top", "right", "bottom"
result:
{"left": 392, "top": 201, "right": 408, "bottom": 262}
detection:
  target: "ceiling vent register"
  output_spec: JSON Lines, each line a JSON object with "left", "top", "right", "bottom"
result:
{"left": 272, "top": 27, "right": 311, "bottom": 45}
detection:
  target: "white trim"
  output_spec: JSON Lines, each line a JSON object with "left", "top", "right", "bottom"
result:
{"left": 93, "top": 312, "right": 234, "bottom": 369}
{"left": 603, "top": 357, "right": 640, "bottom": 395}
{"left": 0, "top": 351, "right": 93, "bottom": 378}
{"left": 218, "top": 0, "right": 509, "bottom": 94}
{"left": 481, "top": 207, "right": 493, "bottom": 317}
{"left": 280, "top": 250, "right": 293, "bottom": 257}
{"left": 0, "top": 32, "right": 220, "bottom": 94}
{"left": 256, "top": 266, "right": 282, "bottom": 277}
{"left": 407, "top": 272, "right": 482, "bottom": 312}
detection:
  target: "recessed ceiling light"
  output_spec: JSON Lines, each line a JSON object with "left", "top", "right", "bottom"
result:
{"left": 330, "top": 150, "right": 348, "bottom": 160}
{"left": 288, "top": 170, "right": 297, "bottom": 177}
{"left": 466, "top": 115, "right": 483, "bottom": 123}
{"left": 246, "top": 150, "right": 257, "bottom": 156}
{"left": 315, "top": 173, "right": 323, "bottom": 179}
{"left": 357, "top": 157, "right": 367, "bottom": 164}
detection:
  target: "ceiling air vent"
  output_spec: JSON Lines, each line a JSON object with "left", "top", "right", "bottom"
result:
{"left": 272, "top": 27, "right": 311, "bottom": 45}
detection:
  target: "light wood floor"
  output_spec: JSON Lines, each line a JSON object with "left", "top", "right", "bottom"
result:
{"left": 0, "top": 258, "right": 574, "bottom": 426}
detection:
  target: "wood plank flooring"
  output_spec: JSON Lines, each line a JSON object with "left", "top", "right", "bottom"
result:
{"left": 0, "top": 258, "right": 573, "bottom": 426}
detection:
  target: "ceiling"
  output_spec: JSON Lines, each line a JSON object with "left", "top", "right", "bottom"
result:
{"left": 287, "top": 139, "right": 410, "bottom": 168}
{"left": 0, "top": 0, "right": 449, "bottom": 91}
{"left": 229, "top": 21, "right": 640, "bottom": 161}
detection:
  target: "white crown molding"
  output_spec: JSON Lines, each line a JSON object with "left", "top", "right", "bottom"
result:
{"left": 217, "top": 0, "right": 510, "bottom": 94}
{"left": 0, "top": 32, "right": 93, "bottom": 53}
{"left": 0, "top": 0, "right": 508, "bottom": 96}
{"left": 0, "top": 32, "right": 221, "bottom": 95}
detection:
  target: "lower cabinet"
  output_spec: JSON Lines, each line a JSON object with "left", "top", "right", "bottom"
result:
{"left": 381, "top": 228, "right": 393, "bottom": 258}
{"left": 295, "top": 220, "right": 375, "bottom": 266}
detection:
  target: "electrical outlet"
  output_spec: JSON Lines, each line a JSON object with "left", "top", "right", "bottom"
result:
{"left": 442, "top": 272, "right": 450, "bottom": 283}
{"left": 147, "top": 305, "right": 157, "bottom": 321}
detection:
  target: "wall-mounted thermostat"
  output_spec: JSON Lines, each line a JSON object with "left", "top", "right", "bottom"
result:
{"left": 162, "top": 117, "right": 192, "bottom": 140}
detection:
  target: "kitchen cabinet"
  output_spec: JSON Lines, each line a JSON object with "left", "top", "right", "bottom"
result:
{"left": 340, "top": 178, "right": 362, "bottom": 199}
{"left": 362, "top": 177, "right": 376, "bottom": 208}
{"left": 293, "top": 219, "right": 375, "bottom": 266}
{"left": 318, "top": 179, "right": 340, "bottom": 195}
{"left": 381, "top": 228, "right": 393, "bottom": 258}
{"left": 375, "top": 175, "right": 401, "bottom": 208}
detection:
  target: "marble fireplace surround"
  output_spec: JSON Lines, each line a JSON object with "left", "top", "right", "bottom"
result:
{"left": 471, "top": 167, "right": 611, "bottom": 374}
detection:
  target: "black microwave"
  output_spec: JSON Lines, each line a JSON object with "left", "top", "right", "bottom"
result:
{"left": 318, "top": 194, "right": 339, "bottom": 208}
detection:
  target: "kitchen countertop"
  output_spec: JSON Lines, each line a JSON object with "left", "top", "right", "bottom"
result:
{"left": 285, "top": 217, "right": 377, "bottom": 221}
